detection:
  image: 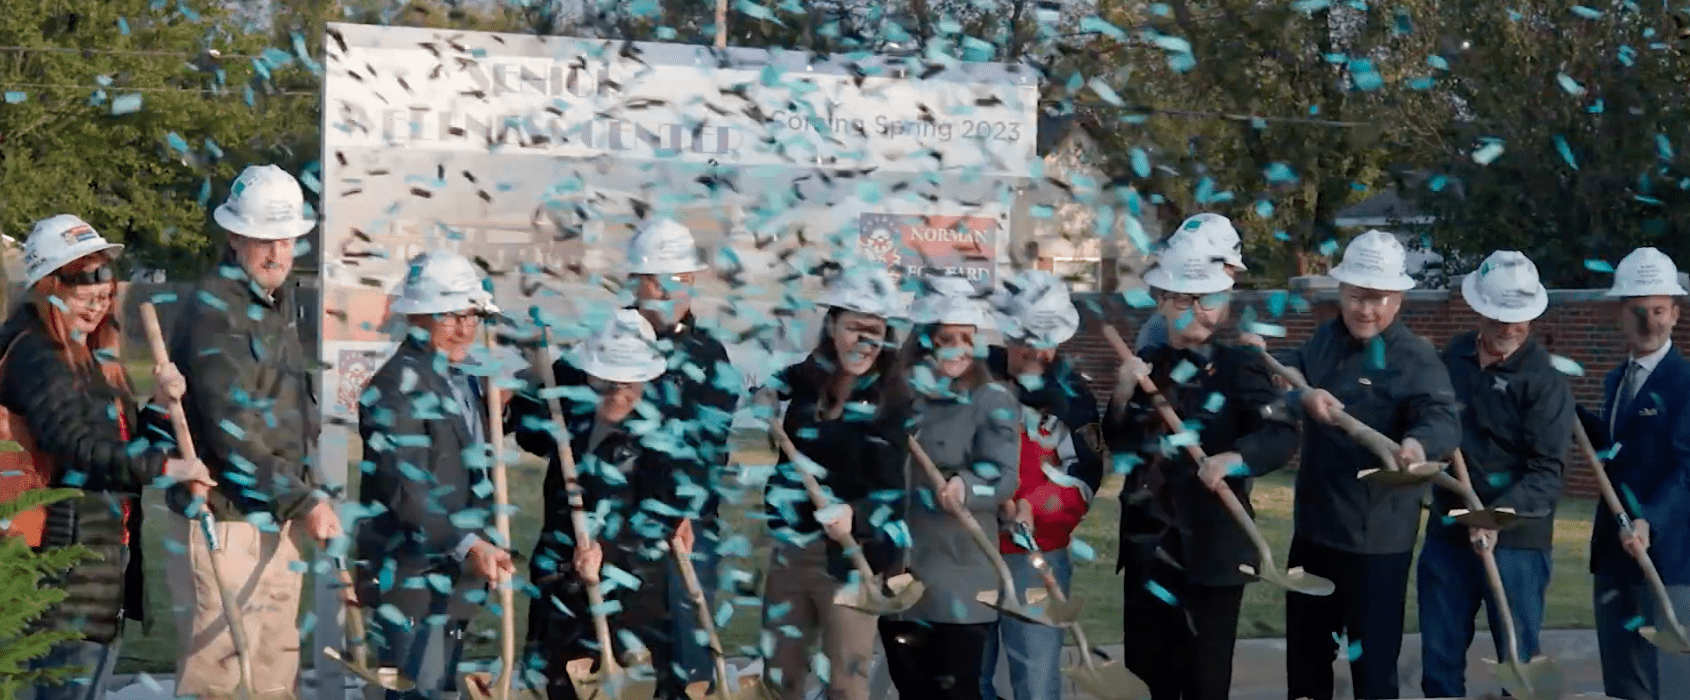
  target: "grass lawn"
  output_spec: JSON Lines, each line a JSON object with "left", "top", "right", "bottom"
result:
{"left": 109, "top": 363, "right": 1601, "bottom": 673}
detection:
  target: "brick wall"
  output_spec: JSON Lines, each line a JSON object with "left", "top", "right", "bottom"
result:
{"left": 1061, "top": 287, "right": 1672, "bottom": 500}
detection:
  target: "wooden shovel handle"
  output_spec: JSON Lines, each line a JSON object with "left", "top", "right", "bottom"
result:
{"left": 139, "top": 304, "right": 198, "bottom": 463}
{"left": 482, "top": 328, "right": 517, "bottom": 700}
{"left": 767, "top": 420, "right": 883, "bottom": 584}
{"left": 1245, "top": 344, "right": 1402, "bottom": 473}
{"left": 1097, "top": 326, "right": 1281, "bottom": 574}
{"left": 672, "top": 537, "right": 734, "bottom": 700}
{"left": 1449, "top": 451, "right": 1527, "bottom": 667}
{"left": 1571, "top": 422, "right": 1689, "bottom": 636}
{"left": 905, "top": 437, "right": 1021, "bottom": 600}
{"left": 528, "top": 336, "right": 621, "bottom": 674}
{"left": 1016, "top": 522, "right": 1102, "bottom": 671}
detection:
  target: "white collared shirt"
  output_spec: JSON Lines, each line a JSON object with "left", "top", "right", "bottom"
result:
{"left": 1612, "top": 341, "right": 1674, "bottom": 433}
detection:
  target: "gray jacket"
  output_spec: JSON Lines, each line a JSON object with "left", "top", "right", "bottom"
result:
{"left": 894, "top": 381, "right": 1021, "bottom": 624}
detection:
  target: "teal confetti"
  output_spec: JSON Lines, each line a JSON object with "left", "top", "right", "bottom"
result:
{"left": 1554, "top": 135, "right": 1578, "bottom": 170}
{"left": 1589, "top": 99, "right": 1604, "bottom": 114}
{"left": 1429, "top": 174, "right": 1449, "bottom": 192}
{"left": 1408, "top": 76, "right": 1434, "bottom": 90}
{"left": 1624, "top": 615, "right": 1645, "bottom": 632}
{"left": 1618, "top": 46, "right": 1637, "bottom": 67}
{"left": 111, "top": 93, "right": 142, "bottom": 115}
{"left": 1549, "top": 355, "right": 1584, "bottom": 377}
{"left": 1170, "top": 360, "right": 1198, "bottom": 384}
{"left": 735, "top": 0, "right": 778, "bottom": 22}
{"left": 1392, "top": 10, "right": 1412, "bottom": 34}
{"left": 1243, "top": 321, "right": 1287, "bottom": 337}
{"left": 1267, "top": 290, "right": 1289, "bottom": 317}
{"left": 1204, "top": 392, "right": 1226, "bottom": 413}
{"left": 1291, "top": 0, "right": 1331, "bottom": 13}
{"left": 1088, "top": 78, "right": 1125, "bottom": 106}
{"left": 1255, "top": 200, "right": 1275, "bottom": 218}
{"left": 118, "top": 18, "right": 130, "bottom": 35}
{"left": 1349, "top": 59, "right": 1382, "bottom": 91}
{"left": 1557, "top": 73, "right": 1585, "bottom": 96}
{"left": 1144, "top": 579, "right": 1178, "bottom": 605}
{"left": 1318, "top": 239, "right": 1339, "bottom": 256}
{"left": 1368, "top": 335, "right": 1387, "bottom": 370}
{"left": 1584, "top": 259, "right": 1614, "bottom": 273}
{"left": 177, "top": 0, "right": 200, "bottom": 21}
{"left": 1273, "top": 230, "right": 1290, "bottom": 242}
{"left": 1079, "top": 16, "right": 1128, "bottom": 41}
{"left": 1427, "top": 55, "right": 1450, "bottom": 70}
{"left": 1264, "top": 162, "right": 1298, "bottom": 183}
{"left": 3, "top": 91, "right": 24, "bottom": 104}
{"left": 1657, "top": 134, "right": 1674, "bottom": 161}
{"left": 1571, "top": 5, "right": 1601, "bottom": 19}
{"left": 1131, "top": 149, "right": 1151, "bottom": 178}
{"left": 1123, "top": 288, "right": 1157, "bottom": 309}
{"left": 1472, "top": 141, "right": 1505, "bottom": 165}
{"left": 1195, "top": 177, "right": 1216, "bottom": 204}
{"left": 1068, "top": 537, "right": 1096, "bottom": 561}
{"left": 167, "top": 132, "right": 190, "bottom": 153}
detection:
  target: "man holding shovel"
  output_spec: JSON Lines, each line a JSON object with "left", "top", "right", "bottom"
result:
{"left": 162, "top": 164, "right": 345, "bottom": 700}
{"left": 355, "top": 250, "right": 516, "bottom": 699}
{"left": 1274, "top": 230, "right": 1460, "bottom": 700}
{"left": 1420, "top": 250, "right": 1573, "bottom": 698}
{"left": 1575, "top": 247, "right": 1690, "bottom": 700}
{"left": 1104, "top": 236, "right": 1301, "bottom": 700}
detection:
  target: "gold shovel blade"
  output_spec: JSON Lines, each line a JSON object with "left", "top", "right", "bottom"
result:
{"left": 1265, "top": 566, "right": 1337, "bottom": 597}
{"left": 832, "top": 573, "right": 925, "bottom": 615}
{"left": 1488, "top": 655, "right": 1567, "bottom": 700}
{"left": 1023, "top": 586, "right": 1084, "bottom": 624}
{"left": 1451, "top": 507, "right": 1521, "bottom": 531}
{"left": 324, "top": 647, "right": 416, "bottom": 692}
{"left": 1062, "top": 660, "right": 1151, "bottom": 700}
{"left": 1639, "top": 624, "right": 1690, "bottom": 654}
{"left": 975, "top": 590, "right": 1062, "bottom": 628}
{"left": 1357, "top": 462, "right": 1447, "bottom": 486}
{"left": 559, "top": 658, "right": 665, "bottom": 700}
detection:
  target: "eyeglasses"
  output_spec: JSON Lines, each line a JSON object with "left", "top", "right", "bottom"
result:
{"left": 1162, "top": 292, "right": 1230, "bottom": 312}
{"left": 65, "top": 291, "right": 113, "bottom": 308}
{"left": 435, "top": 310, "right": 481, "bottom": 324}
{"left": 55, "top": 266, "right": 113, "bottom": 286}
{"left": 587, "top": 377, "right": 645, "bottom": 394}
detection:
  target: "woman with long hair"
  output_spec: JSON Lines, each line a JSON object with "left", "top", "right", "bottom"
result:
{"left": 759, "top": 264, "right": 914, "bottom": 700}
{"left": 0, "top": 215, "right": 209, "bottom": 700}
{"left": 880, "top": 276, "right": 1020, "bottom": 700}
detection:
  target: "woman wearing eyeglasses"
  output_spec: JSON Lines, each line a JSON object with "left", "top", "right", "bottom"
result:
{"left": 880, "top": 277, "right": 1020, "bottom": 700}
{"left": 758, "top": 264, "right": 915, "bottom": 700}
{"left": 0, "top": 215, "right": 211, "bottom": 700}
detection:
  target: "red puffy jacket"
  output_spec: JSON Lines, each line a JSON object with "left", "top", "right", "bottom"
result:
{"left": 999, "top": 422, "right": 1091, "bottom": 554}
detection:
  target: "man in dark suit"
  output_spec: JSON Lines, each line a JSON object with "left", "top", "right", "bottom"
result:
{"left": 1578, "top": 247, "right": 1690, "bottom": 700}
{"left": 356, "top": 250, "right": 516, "bottom": 699}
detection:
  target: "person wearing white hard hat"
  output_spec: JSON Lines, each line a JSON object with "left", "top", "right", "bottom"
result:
{"left": 978, "top": 269, "right": 1104, "bottom": 700}
{"left": 1103, "top": 237, "right": 1299, "bottom": 700}
{"left": 877, "top": 276, "right": 1019, "bottom": 700}
{"left": 353, "top": 250, "right": 513, "bottom": 700}
{"left": 1276, "top": 229, "right": 1459, "bottom": 700}
{"left": 0, "top": 215, "right": 213, "bottom": 700}
{"left": 510, "top": 215, "right": 741, "bottom": 690}
{"left": 1418, "top": 251, "right": 1574, "bottom": 698}
{"left": 161, "top": 163, "right": 343, "bottom": 700}
{"left": 1575, "top": 247, "right": 1690, "bottom": 700}
{"left": 757, "top": 262, "right": 915, "bottom": 700}
{"left": 518, "top": 309, "right": 704, "bottom": 700}
{"left": 1135, "top": 214, "right": 1260, "bottom": 353}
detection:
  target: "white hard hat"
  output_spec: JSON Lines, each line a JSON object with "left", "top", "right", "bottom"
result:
{"left": 1462, "top": 250, "right": 1548, "bottom": 323}
{"left": 626, "top": 218, "right": 706, "bottom": 275}
{"left": 823, "top": 264, "right": 907, "bottom": 319}
{"left": 388, "top": 250, "right": 500, "bottom": 316}
{"left": 1606, "top": 247, "right": 1688, "bottom": 297}
{"left": 908, "top": 276, "right": 990, "bottom": 328}
{"left": 1169, "top": 213, "right": 1246, "bottom": 270}
{"left": 214, "top": 165, "right": 316, "bottom": 240}
{"left": 1144, "top": 236, "right": 1235, "bottom": 295}
{"left": 1328, "top": 229, "right": 1416, "bottom": 291}
{"left": 21, "top": 215, "right": 124, "bottom": 288}
{"left": 571, "top": 308, "right": 668, "bottom": 383}
{"left": 990, "top": 269, "right": 1080, "bottom": 348}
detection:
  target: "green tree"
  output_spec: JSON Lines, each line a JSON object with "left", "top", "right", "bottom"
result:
{"left": 0, "top": 488, "right": 95, "bottom": 699}
{"left": 1405, "top": 3, "right": 1690, "bottom": 286}
{"left": 0, "top": 0, "right": 318, "bottom": 277}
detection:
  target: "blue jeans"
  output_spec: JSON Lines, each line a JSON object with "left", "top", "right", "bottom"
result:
{"left": 1594, "top": 571, "right": 1690, "bottom": 700}
{"left": 1416, "top": 535, "right": 1552, "bottom": 698}
{"left": 23, "top": 639, "right": 121, "bottom": 700}
{"left": 980, "top": 549, "right": 1072, "bottom": 700}
{"left": 667, "top": 523, "right": 722, "bottom": 688}
{"left": 369, "top": 611, "right": 469, "bottom": 700}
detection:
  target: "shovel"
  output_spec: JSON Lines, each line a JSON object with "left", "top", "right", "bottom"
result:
{"left": 1007, "top": 520, "right": 1084, "bottom": 624}
{"left": 1009, "top": 522, "right": 1149, "bottom": 700}
{"left": 670, "top": 534, "right": 773, "bottom": 700}
{"left": 1571, "top": 423, "right": 1690, "bottom": 654}
{"left": 766, "top": 421, "right": 924, "bottom": 615}
{"left": 1099, "top": 326, "right": 1334, "bottom": 597}
{"left": 1443, "top": 451, "right": 1566, "bottom": 700}
{"left": 491, "top": 330, "right": 659, "bottom": 700}
{"left": 1251, "top": 346, "right": 1448, "bottom": 481}
{"left": 904, "top": 438, "right": 1062, "bottom": 627}
{"left": 140, "top": 303, "right": 255, "bottom": 700}
{"left": 322, "top": 557, "right": 416, "bottom": 697}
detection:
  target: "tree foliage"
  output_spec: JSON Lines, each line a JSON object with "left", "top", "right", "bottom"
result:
{"left": 0, "top": 488, "right": 95, "bottom": 699}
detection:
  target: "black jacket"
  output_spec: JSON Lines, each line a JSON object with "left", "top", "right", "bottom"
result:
{"left": 1431, "top": 332, "right": 1571, "bottom": 550}
{"left": 986, "top": 346, "right": 1105, "bottom": 497}
{"left": 511, "top": 357, "right": 693, "bottom": 660}
{"left": 761, "top": 357, "right": 914, "bottom": 582}
{"left": 164, "top": 256, "right": 321, "bottom": 522}
{"left": 1105, "top": 342, "right": 1300, "bottom": 587}
{"left": 1276, "top": 319, "right": 1461, "bottom": 555}
{"left": 353, "top": 336, "right": 497, "bottom": 620}
{"left": 0, "top": 305, "right": 174, "bottom": 643}
{"left": 643, "top": 312, "right": 740, "bottom": 525}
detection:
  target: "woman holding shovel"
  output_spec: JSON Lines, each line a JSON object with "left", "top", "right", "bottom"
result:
{"left": 0, "top": 214, "right": 213, "bottom": 700}
{"left": 519, "top": 309, "right": 700, "bottom": 700}
{"left": 353, "top": 250, "right": 515, "bottom": 700}
{"left": 1103, "top": 236, "right": 1300, "bottom": 700}
{"left": 758, "top": 263, "right": 914, "bottom": 700}
{"left": 878, "top": 276, "right": 1020, "bottom": 700}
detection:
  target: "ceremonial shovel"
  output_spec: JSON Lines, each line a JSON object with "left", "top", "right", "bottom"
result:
{"left": 1572, "top": 423, "right": 1690, "bottom": 654}
{"left": 767, "top": 420, "right": 924, "bottom": 615}
{"left": 1446, "top": 451, "right": 1566, "bottom": 700}
{"left": 1011, "top": 521, "right": 1150, "bottom": 700}
{"left": 321, "top": 558, "right": 416, "bottom": 698}
{"left": 140, "top": 303, "right": 255, "bottom": 700}
{"left": 1101, "top": 327, "right": 1334, "bottom": 597}
{"left": 670, "top": 534, "right": 774, "bottom": 700}
{"left": 1253, "top": 349, "right": 1449, "bottom": 485}
{"left": 904, "top": 438, "right": 1062, "bottom": 627}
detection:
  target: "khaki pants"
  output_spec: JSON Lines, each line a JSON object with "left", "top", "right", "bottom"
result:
{"left": 166, "top": 515, "right": 305, "bottom": 700}
{"left": 761, "top": 540, "right": 879, "bottom": 700}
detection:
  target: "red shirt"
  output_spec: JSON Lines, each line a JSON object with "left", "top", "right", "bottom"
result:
{"left": 999, "top": 423, "right": 1090, "bottom": 554}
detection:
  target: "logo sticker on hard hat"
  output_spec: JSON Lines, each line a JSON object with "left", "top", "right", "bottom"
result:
{"left": 60, "top": 225, "right": 98, "bottom": 246}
